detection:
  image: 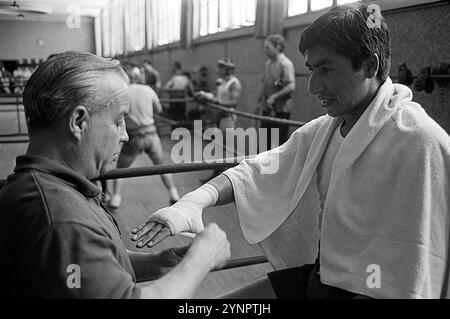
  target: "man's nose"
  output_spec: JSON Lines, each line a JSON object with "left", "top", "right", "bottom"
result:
{"left": 308, "top": 72, "right": 324, "bottom": 96}
{"left": 120, "top": 125, "right": 129, "bottom": 143}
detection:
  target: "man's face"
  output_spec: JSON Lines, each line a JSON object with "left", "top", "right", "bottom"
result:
{"left": 305, "top": 47, "right": 371, "bottom": 118}
{"left": 217, "top": 65, "right": 226, "bottom": 77}
{"left": 263, "top": 40, "right": 279, "bottom": 59}
{"left": 83, "top": 74, "right": 130, "bottom": 177}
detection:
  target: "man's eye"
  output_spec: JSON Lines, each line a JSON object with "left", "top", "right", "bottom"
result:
{"left": 322, "top": 67, "right": 333, "bottom": 74}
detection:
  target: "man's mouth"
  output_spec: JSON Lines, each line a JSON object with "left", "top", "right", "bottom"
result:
{"left": 320, "top": 98, "right": 335, "bottom": 107}
{"left": 112, "top": 154, "right": 119, "bottom": 161}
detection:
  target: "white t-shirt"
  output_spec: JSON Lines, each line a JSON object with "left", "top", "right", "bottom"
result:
{"left": 316, "top": 122, "right": 345, "bottom": 229}
{"left": 217, "top": 76, "right": 241, "bottom": 105}
{"left": 126, "top": 84, "right": 159, "bottom": 134}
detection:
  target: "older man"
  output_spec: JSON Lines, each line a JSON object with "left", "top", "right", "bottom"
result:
{"left": 133, "top": 5, "right": 450, "bottom": 299}
{"left": 0, "top": 51, "right": 230, "bottom": 298}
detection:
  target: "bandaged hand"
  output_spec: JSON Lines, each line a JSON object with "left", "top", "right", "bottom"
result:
{"left": 131, "top": 184, "right": 219, "bottom": 248}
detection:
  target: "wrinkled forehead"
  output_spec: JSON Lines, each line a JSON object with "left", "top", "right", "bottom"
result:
{"left": 101, "top": 73, "right": 130, "bottom": 113}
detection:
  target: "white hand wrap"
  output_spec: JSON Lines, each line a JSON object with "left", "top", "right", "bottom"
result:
{"left": 150, "top": 184, "right": 219, "bottom": 235}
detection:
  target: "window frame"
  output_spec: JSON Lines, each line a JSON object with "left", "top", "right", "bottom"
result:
{"left": 192, "top": 0, "right": 256, "bottom": 40}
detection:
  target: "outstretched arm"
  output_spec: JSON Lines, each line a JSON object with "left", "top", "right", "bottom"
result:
{"left": 208, "top": 174, "right": 234, "bottom": 206}
{"left": 132, "top": 174, "right": 235, "bottom": 248}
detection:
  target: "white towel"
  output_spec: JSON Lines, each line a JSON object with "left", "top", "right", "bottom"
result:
{"left": 224, "top": 78, "right": 450, "bottom": 298}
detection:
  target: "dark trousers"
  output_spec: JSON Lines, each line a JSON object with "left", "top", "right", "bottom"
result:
{"left": 168, "top": 102, "right": 187, "bottom": 123}
{"left": 267, "top": 259, "right": 359, "bottom": 299}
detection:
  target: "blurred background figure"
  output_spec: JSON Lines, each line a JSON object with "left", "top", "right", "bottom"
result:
{"left": 109, "top": 66, "right": 180, "bottom": 208}
{"left": 195, "top": 59, "right": 242, "bottom": 182}
{"left": 0, "top": 62, "right": 12, "bottom": 94}
{"left": 164, "top": 61, "right": 194, "bottom": 127}
{"left": 142, "top": 59, "right": 162, "bottom": 94}
{"left": 258, "top": 34, "right": 296, "bottom": 149}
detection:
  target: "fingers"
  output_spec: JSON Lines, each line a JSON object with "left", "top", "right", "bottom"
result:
{"left": 135, "top": 224, "right": 168, "bottom": 248}
{"left": 131, "top": 221, "right": 159, "bottom": 240}
{"left": 131, "top": 221, "right": 148, "bottom": 235}
{"left": 146, "top": 227, "right": 171, "bottom": 248}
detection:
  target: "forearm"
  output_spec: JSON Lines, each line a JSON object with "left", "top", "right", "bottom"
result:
{"left": 207, "top": 174, "right": 235, "bottom": 206}
{"left": 139, "top": 253, "right": 210, "bottom": 299}
{"left": 177, "top": 174, "right": 234, "bottom": 210}
{"left": 272, "top": 82, "right": 295, "bottom": 99}
{"left": 128, "top": 250, "right": 171, "bottom": 282}
{"left": 154, "top": 100, "right": 163, "bottom": 114}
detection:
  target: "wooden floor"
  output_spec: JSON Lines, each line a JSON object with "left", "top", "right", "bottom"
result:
{"left": 0, "top": 99, "right": 273, "bottom": 298}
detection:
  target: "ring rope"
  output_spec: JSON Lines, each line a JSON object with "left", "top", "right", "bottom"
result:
{"left": 94, "top": 157, "right": 248, "bottom": 181}
{"left": 159, "top": 97, "right": 306, "bottom": 127}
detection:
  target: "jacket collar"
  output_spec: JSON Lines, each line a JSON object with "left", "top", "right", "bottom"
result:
{"left": 13, "top": 155, "right": 101, "bottom": 198}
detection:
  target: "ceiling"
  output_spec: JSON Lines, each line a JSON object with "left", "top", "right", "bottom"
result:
{"left": 0, "top": 0, "right": 110, "bottom": 21}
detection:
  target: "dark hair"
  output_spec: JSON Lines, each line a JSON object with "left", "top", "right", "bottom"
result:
{"left": 299, "top": 5, "right": 391, "bottom": 82}
{"left": 173, "top": 61, "right": 182, "bottom": 70}
{"left": 183, "top": 71, "right": 191, "bottom": 79}
{"left": 265, "top": 34, "right": 286, "bottom": 52}
{"left": 23, "top": 51, "right": 128, "bottom": 132}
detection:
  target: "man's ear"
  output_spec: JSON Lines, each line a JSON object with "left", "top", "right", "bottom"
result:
{"left": 364, "top": 53, "right": 380, "bottom": 79}
{"left": 69, "top": 105, "right": 89, "bottom": 141}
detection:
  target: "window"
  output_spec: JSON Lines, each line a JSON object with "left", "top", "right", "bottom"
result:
{"left": 126, "top": 0, "right": 146, "bottom": 52}
{"left": 310, "top": 0, "right": 333, "bottom": 11}
{"left": 193, "top": 0, "right": 256, "bottom": 38}
{"left": 151, "top": 0, "right": 182, "bottom": 46}
{"left": 287, "top": 0, "right": 360, "bottom": 16}
{"left": 110, "top": 0, "right": 124, "bottom": 56}
{"left": 337, "top": 0, "right": 359, "bottom": 4}
{"left": 100, "top": 8, "right": 111, "bottom": 56}
{"left": 288, "top": 0, "right": 308, "bottom": 16}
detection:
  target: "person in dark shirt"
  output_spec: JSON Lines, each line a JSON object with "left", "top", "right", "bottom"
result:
{"left": 0, "top": 51, "right": 230, "bottom": 298}
{"left": 143, "top": 59, "right": 161, "bottom": 94}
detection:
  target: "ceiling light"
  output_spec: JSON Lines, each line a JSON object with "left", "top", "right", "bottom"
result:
{"left": 10, "top": 1, "right": 19, "bottom": 10}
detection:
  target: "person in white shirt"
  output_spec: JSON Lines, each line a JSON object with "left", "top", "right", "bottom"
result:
{"left": 164, "top": 61, "right": 194, "bottom": 125}
{"left": 195, "top": 59, "right": 242, "bottom": 181}
{"left": 109, "top": 67, "right": 180, "bottom": 208}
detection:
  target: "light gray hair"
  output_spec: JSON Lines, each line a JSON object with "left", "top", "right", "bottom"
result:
{"left": 23, "top": 51, "right": 128, "bottom": 132}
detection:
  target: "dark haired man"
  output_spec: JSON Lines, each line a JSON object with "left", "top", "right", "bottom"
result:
{"left": 0, "top": 51, "right": 230, "bottom": 298}
{"left": 132, "top": 5, "right": 450, "bottom": 299}
{"left": 143, "top": 59, "right": 161, "bottom": 93}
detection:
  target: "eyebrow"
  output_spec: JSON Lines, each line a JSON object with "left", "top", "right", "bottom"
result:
{"left": 305, "top": 58, "right": 334, "bottom": 69}
{"left": 119, "top": 108, "right": 129, "bottom": 117}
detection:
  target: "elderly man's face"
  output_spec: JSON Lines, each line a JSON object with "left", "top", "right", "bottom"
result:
{"left": 83, "top": 74, "right": 130, "bottom": 177}
{"left": 305, "top": 47, "right": 371, "bottom": 118}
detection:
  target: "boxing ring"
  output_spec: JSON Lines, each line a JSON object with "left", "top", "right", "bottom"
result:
{"left": 0, "top": 94, "right": 306, "bottom": 273}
